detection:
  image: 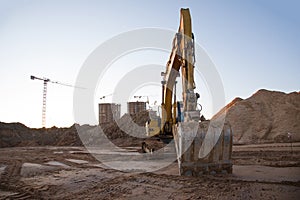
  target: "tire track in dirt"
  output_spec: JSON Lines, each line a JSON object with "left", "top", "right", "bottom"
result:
{"left": 0, "top": 160, "right": 22, "bottom": 190}
{"left": 0, "top": 160, "right": 43, "bottom": 199}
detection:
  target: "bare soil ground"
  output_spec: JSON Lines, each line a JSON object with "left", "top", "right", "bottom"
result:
{"left": 0, "top": 143, "right": 299, "bottom": 200}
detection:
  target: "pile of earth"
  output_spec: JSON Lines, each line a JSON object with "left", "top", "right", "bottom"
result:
{"left": 2, "top": 89, "right": 299, "bottom": 148}
{"left": 0, "top": 111, "right": 160, "bottom": 148}
{"left": 96, "top": 111, "right": 165, "bottom": 150}
{"left": 213, "top": 89, "right": 300, "bottom": 144}
{"left": 101, "top": 110, "right": 150, "bottom": 139}
{"left": 0, "top": 123, "right": 84, "bottom": 148}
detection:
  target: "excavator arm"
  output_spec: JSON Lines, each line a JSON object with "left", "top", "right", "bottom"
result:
{"left": 161, "top": 8, "right": 200, "bottom": 134}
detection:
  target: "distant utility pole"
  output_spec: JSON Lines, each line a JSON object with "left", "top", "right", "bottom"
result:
{"left": 30, "top": 75, "right": 84, "bottom": 128}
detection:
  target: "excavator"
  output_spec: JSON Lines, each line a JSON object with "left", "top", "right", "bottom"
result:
{"left": 144, "top": 8, "right": 233, "bottom": 176}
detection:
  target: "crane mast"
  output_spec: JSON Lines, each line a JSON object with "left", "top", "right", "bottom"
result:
{"left": 42, "top": 78, "right": 49, "bottom": 127}
{"left": 30, "top": 75, "right": 82, "bottom": 127}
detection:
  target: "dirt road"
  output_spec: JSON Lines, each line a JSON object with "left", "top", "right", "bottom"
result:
{"left": 0, "top": 143, "right": 299, "bottom": 199}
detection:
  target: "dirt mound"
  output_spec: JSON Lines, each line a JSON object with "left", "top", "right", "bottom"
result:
{"left": 2, "top": 90, "right": 299, "bottom": 147}
{"left": 0, "top": 122, "right": 33, "bottom": 147}
{"left": 214, "top": 89, "right": 300, "bottom": 144}
{"left": 54, "top": 125, "right": 84, "bottom": 146}
{"left": 0, "top": 111, "right": 151, "bottom": 148}
{"left": 213, "top": 97, "right": 243, "bottom": 120}
{"left": 0, "top": 122, "right": 84, "bottom": 148}
{"left": 101, "top": 110, "right": 150, "bottom": 140}
{"left": 78, "top": 111, "right": 161, "bottom": 148}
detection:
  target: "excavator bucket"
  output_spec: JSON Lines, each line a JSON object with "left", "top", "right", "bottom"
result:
{"left": 173, "top": 120, "right": 232, "bottom": 176}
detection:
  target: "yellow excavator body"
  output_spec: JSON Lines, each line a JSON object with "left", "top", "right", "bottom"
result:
{"left": 145, "top": 8, "right": 233, "bottom": 176}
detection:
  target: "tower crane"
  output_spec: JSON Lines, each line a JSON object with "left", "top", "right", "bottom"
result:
{"left": 99, "top": 93, "right": 113, "bottom": 101}
{"left": 30, "top": 75, "right": 83, "bottom": 127}
{"left": 133, "top": 95, "right": 149, "bottom": 104}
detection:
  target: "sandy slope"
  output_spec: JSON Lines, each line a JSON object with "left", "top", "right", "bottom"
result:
{"left": 214, "top": 89, "right": 300, "bottom": 144}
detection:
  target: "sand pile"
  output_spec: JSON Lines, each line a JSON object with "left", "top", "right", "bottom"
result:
{"left": 214, "top": 89, "right": 300, "bottom": 144}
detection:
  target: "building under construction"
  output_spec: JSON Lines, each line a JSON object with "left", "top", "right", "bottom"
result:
{"left": 99, "top": 103, "right": 121, "bottom": 124}
{"left": 127, "top": 101, "right": 147, "bottom": 115}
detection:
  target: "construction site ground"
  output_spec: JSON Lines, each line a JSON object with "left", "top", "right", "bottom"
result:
{"left": 0, "top": 143, "right": 299, "bottom": 199}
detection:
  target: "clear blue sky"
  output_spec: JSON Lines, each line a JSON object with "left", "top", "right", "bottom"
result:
{"left": 0, "top": 0, "right": 299, "bottom": 128}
